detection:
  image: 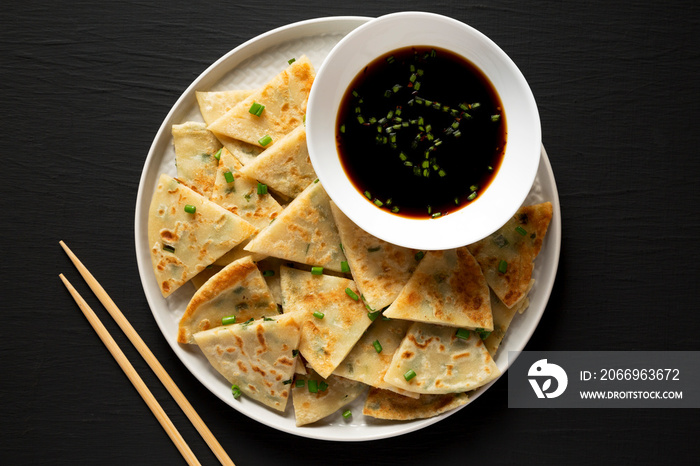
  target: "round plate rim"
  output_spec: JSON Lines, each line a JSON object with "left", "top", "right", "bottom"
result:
{"left": 134, "top": 15, "right": 561, "bottom": 442}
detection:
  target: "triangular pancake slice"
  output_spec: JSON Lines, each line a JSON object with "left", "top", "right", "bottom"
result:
{"left": 483, "top": 281, "right": 532, "bottom": 356}
{"left": 195, "top": 90, "right": 264, "bottom": 165}
{"left": 244, "top": 181, "right": 347, "bottom": 272}
{"left": 190, "top": 265, "right": 223, "bottom": 290}
{"left": 383, "top": 247, "right": 493, "bottom": 331}
{"left": 292, "top": 368, "right": 366, "bottom": 426}
{"left": 363, "top": 387, "right": 469, "bottom": 421}
{"left": 207, "top": 55, "right": 315, "bottom": 148}
{"left": 195, "top": 90, "right": 253, "bottom": 125}
{"left": 178, "top": 256, "right": 279, "bottom": 344}
{"left": 213, "top": 237, "right": 266, "bottom": 268}
{"left": 220, "top": 138, "right": 265, "bottom": 166}
{"left": 330, "top": 201, "right": 419, "bottom": 311}
{"left": 333, "top": 316, "right": 419, "bottom": 398}
{"left": 208, "top": 148, "right": 281, "bottom": 266}
{"left": 383, "top": 322, "right": 501, "bottom": 394}
{"left": 239, "top": 125, "right": 317, "bottom": 199}
{"left": 193, "top": 312, "right": 301, "bottom": 411}
{"left": 148, "top": 174, "right": 256, "bottom": 297}
{"left": 209, "top": 147, "right": 282, "bottom": 231}
{"left": 255, "top": 256, "right": 285, "bottom": 306}
{"left": 280, "top": 266, "right": 373, "bottom": 379}
{"left": 467, "top": 202, "right": 553, "bottom": 308}
{"left": 171, "top": 122, "right": 222, "bottom": 197}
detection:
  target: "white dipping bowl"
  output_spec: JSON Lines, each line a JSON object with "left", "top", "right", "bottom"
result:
{"left": 306, "top": 11, "right": 540, "bottom": 250}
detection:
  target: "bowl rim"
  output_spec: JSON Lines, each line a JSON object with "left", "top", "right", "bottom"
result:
{"left": 307, "top": 11, "right": 541, "bottom": 250}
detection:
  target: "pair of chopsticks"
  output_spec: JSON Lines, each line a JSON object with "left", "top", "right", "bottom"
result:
{"left": 59, "top": 241, "right": 234, "bottom": 466}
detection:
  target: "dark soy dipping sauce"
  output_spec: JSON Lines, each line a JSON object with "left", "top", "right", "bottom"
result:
{"left": 336, "top": 46, "right": 506, "bottom": 219}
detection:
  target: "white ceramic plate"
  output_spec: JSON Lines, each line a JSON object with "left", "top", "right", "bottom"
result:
{"left": 134, "top": 16, "right": 561, "bottom": 442}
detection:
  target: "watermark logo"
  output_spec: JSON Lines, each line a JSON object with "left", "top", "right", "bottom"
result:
{"left": 528, "top": 358, "right": 568, "bottom": 399}
{"left": 510, "top": 351, "right": 696, "bottom": 408}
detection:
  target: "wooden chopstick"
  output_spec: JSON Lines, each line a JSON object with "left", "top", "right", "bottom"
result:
{"left": 59, "top": 273, "right": 201, "bottom": 466}
{"left": 59, "top": 241, "right": 234, "bottom": 466}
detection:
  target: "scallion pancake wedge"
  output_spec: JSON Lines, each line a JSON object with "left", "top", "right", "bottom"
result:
{"left": 195, "top": 90, "right": 264, "bottom": 165}
{"left": 255, "top": 256, "right": 285, "bottom": 306}
{"left": 219, "top": 137, "right": 264, "bottom": 166}
{"left": 171, "top": 122, "right": 221, "bottom": 197}
{"left": 363, "top": 387, "right": 469, "bottom": 421}
{"left": 178, "top": 256, "right": 279, "bottom": 344}
{"left": 148, "top": 174, "right": 256, "bottom": 297}
{"left": 239, "top": 125, "right": 316, "bottom": 199}
{"left": 484, "top": 282, "right": 532, "bottom": 356}
{"left": 467, "top": 202, "right": 553, "bottom": 308}
{"left": 383, "top": 322, "right": 500, "bottom": 394}
{"left": 244, "top": 181, "right": 347, "bottom": 272}
{"left": 210, "top": 147, "right": 282, "bottom": 231}
{"left": 292, "top": 368, "right": 366, "bottom": 426}
{"left": 208, "top": 148, "right": 281, "bottom": 266}
{"left": 195, "top": 90, "right": 253, "bottom": 125}
{"left": 213, "top": 237, "right": 267, "bottom": 267}
{"left": 190, "top": 265, "right": 223, "bottom": 290}
{"left": 207, "top": 55, "right": 315, "bottom": 148}
{"left": 329, "top": 201, "right": 418, "bottom": 311}
{"left": 383, "top": 247, "right": 493, "bottom": 330}
{"left": 280, "top": 266, "right": 372, "bottom": 379}
{"left": 333, "top": 317, "right": 418, "bottom": 398}
{"left": 193, "top": 312, "right": 301, "bottom": 412}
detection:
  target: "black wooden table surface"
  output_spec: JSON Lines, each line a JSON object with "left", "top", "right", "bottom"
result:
{"left": 2, "top": 1, "right": 698, "bottom": 464}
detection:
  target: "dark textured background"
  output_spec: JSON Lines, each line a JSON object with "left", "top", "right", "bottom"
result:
{"left": 2, "top": 1, "right": 699, "bottom": 464}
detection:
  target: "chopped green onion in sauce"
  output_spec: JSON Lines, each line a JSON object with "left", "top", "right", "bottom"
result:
{"left": 336, "top": 46, "right": 505, "bottom": 218}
